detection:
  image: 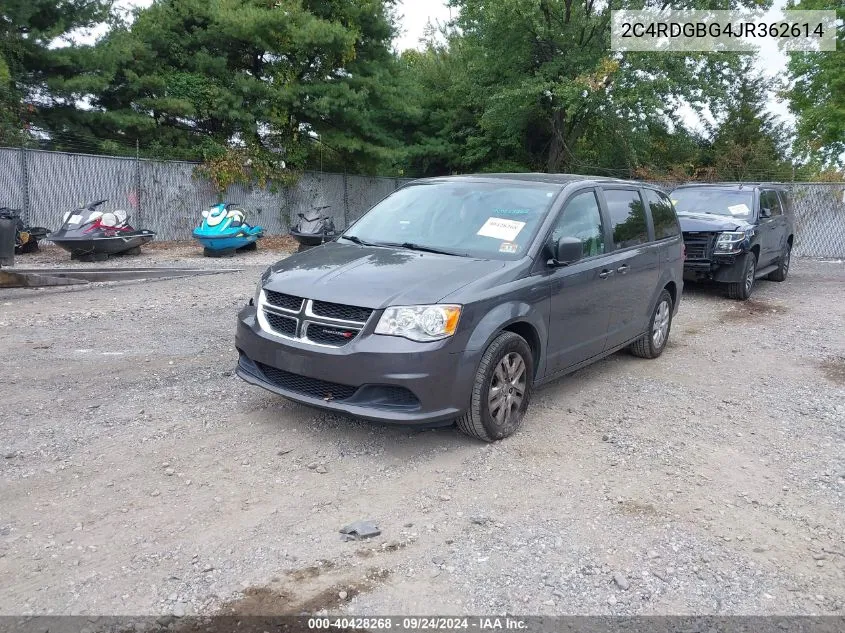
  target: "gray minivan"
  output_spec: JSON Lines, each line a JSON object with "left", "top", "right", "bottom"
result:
{"left": 236, "top": 174, "right": 683, "bottom": 441}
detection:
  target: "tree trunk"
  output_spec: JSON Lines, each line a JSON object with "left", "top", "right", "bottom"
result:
{"left": 546, "top": 108, "right": 568, "bottom": 173}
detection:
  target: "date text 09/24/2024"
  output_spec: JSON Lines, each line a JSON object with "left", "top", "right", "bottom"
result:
{"left": 307, "top": 617, "right": 528, "bottom": 630}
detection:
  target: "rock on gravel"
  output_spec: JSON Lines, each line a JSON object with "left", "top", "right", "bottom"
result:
{"left": 613, "top": 572, "right": 630, "bottom": 590}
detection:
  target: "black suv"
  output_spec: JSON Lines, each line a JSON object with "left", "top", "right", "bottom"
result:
{"left": 670, "top": 184, "right": 794, "bottom": 300}
{"left": 237, "top": 175, "right": 683, "bottom": 441}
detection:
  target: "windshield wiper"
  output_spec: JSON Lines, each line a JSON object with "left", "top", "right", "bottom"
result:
{"left": 340, "top": 234, "right": 379, "bottom": 247}
{"left": 385, "top": 242, "right": 466, "bottom": 257}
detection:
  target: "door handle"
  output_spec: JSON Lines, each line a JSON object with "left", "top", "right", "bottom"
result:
{"left": 598, "top": 269, "right": 614, "bottom": 279}
{"left": 617, "top": 264, "right": 629, "bottom": 274}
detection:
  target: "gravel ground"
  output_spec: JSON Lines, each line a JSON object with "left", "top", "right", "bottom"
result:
{"left": 1, "top": 246, "right": 843, "bottom": 617}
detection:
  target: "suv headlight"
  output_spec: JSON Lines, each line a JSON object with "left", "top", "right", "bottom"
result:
{"left": 375, "top": 304, "right": 462, "bottom": 342}
{"left": 714, "top": 231, "right": 748, "bottom": 253}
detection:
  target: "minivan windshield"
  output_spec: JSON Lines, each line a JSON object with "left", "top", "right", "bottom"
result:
{"left": 342, "top": 181, "right": 561, "bottom": 259}
{"left": 671, "top": 188, "right": 755, "bottom": 221}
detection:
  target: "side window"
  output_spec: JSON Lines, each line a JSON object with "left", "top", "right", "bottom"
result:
{"left": 644, "top": 190, "right": 680, "bottom": 239}
{"left": 603, "top": 189, "right": 649, "bottom": 249}
{"left": 761, "top": 190, "right": 783, "bottom": 216}
{"left": 550, "top": 190, "right": 605, "bottom": 258}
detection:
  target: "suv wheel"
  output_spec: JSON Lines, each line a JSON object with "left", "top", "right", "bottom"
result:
{"left": 456, "top": 331, "right": 533, "bottom": 442}
{"left": 630, "top": 289, "right": 673, "bottom": 359}
{"left": 727, "top": 252, "right": 756, "bottom": 300}
{"left": 767, "top": 242, "right": 792, "bottom": 282}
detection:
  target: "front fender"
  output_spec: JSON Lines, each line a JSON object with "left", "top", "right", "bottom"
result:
{"left": 461, "top": 300, "right": 549, "bottom": 381}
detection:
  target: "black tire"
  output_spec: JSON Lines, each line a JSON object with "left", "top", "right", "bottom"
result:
{"left": 727, "top": 252, "right": 756, "bottom": 301}
{"left": 767, "top": 241, "right": 792, "bottom": 282}
{"left": 630, "top": 289, "right": 673, "bottom": 359}
{"left": 455, "top": 331, "right": 533, "bottom": 442}
{"left": 240, "top": 241, "right": 258, "bottom": 252}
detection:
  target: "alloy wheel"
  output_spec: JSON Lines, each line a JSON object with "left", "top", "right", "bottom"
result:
{"left": 488, "top": 352, "right": 526, "bottom": 426}
{"left": 652, "top": 300, "right": 671, "bottom": 349}
{"left": 745, "top": 258, "right": 756, "bottom": 292}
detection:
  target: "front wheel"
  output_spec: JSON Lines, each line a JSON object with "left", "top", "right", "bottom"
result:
{"left": 630, "top": 289, "right": 673, "bottom": 359}
{"left": 727, "top": 253, "right": 756, "bottom": 301}
{"left": 456, "top": 331, "right": 533, "bottom": 442}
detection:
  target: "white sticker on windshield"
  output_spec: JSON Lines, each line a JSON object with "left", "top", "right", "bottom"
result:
{"left": 727, "top": 204, "right": 750, "bottom": 216}
{"left": 68, "top": 214, "right": 83, "bottom": 224}
{"left": 477, "top": 217, "right": 526, "bottom": 241}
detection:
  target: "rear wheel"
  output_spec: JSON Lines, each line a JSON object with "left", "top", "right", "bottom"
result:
{"left": 630, "top": 289, "right": 673, "bottom": 359}
{"left": 727, "top": 253, "right": 756, "bottom": 300}
{"left": 767, "top": 241, "right": 791, "bottom": 282}
{"left": 456, "top": 331, "right": 533, "bottom": 442}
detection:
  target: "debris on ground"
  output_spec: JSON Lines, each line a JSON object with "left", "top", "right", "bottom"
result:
{"left": 340, "top": 520, "right": 381, "bottom": 541}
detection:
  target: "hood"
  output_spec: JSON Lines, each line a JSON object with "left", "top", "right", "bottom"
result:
{"left": 678, "top": 212, "right": 754, "bottom": 233}
{"left": 265, "top": 241, "right": 506, "bottom": 308}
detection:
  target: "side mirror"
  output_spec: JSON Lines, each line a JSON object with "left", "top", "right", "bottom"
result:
{"left": 760, "top": 207, "right": 772, "bottom": 218}
{"left": 297, "top": 213, "right": 305, "bottom": 219}
{"left": 548, "top": 236, "right": 583, "bottom": 267}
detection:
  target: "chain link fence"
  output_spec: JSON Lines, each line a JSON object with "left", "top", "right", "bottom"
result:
{"left": 0, "top": 147, "right": 411, "bottom": 241}
{"left": 1, "top": 147, "right": 843, "bottom": 257}
{"left": 787, "top": 183, "right": 845, "bottom": 258}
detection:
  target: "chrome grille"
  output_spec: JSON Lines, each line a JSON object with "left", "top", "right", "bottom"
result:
{"left": 310, "top": 300, "right": 373, "bottom": 323}
{"left": 264, "top": 311, "right": 297, "bottom": 337}
{"left": 258, "top": 291, "right": 372, "bottom": 345}
{"left": 305, "top": 322, "right": 359, "bottom": 347}
{"left": 264, "top": 290, "right": 303, "bottom": 312}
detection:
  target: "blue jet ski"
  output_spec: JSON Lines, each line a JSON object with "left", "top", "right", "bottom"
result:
{"left": 193, "top": 203, "right": 263, "bottom": 257}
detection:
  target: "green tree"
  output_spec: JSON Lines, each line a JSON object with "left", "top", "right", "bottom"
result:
{"left": 0, "top": 0, "right": 111, "bottom": 144}
{"left": 785, "top": 0, "right": 845, "bottom": 168}
{"left": 395, "top": 43, "right": 474, "bottom": 176}
{"left": 398, "top": 0, "right": 769, "bottom": 176}
{"left": 47, "top": 0, "right": 407, "bottom": 179}
{"left": 703, "top": 62, "right": 794, "bottom": 181}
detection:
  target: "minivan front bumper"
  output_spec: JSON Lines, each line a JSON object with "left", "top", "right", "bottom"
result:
{"left": 235, "top": 305, "right": 477, "bottom": 424}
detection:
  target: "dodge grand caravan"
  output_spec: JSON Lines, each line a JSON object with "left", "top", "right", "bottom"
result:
{"left": 236, "top": 175, "right": 684, "bottom": 441}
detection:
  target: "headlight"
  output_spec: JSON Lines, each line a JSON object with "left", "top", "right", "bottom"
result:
{"left": 375, "top": 304, "right": 462, "bottom": 342}
{"left": 714, "top": 231, "right": 748, "bottom": 253}
{"left": 254, "top": 268, "right": 271, "bottom": 304}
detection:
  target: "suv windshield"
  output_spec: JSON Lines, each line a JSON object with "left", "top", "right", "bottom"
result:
{"left": 671, "top": 189, "right": 755, "bottom": 221}
{"left": 343, "top": 181, "right": 561, "bottom": 260}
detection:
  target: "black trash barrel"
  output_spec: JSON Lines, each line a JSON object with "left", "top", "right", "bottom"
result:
{"left": 0, "top": 216, "right": 16, "bottom": 266}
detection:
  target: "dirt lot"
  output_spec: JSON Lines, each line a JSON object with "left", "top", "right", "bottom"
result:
{"left": 1, "top": 245, "right": 843, "bottom": 616}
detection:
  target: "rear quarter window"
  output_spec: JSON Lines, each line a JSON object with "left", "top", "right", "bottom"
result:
{"left": 644, "top": 189, "right": 681, "bottom": 239}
